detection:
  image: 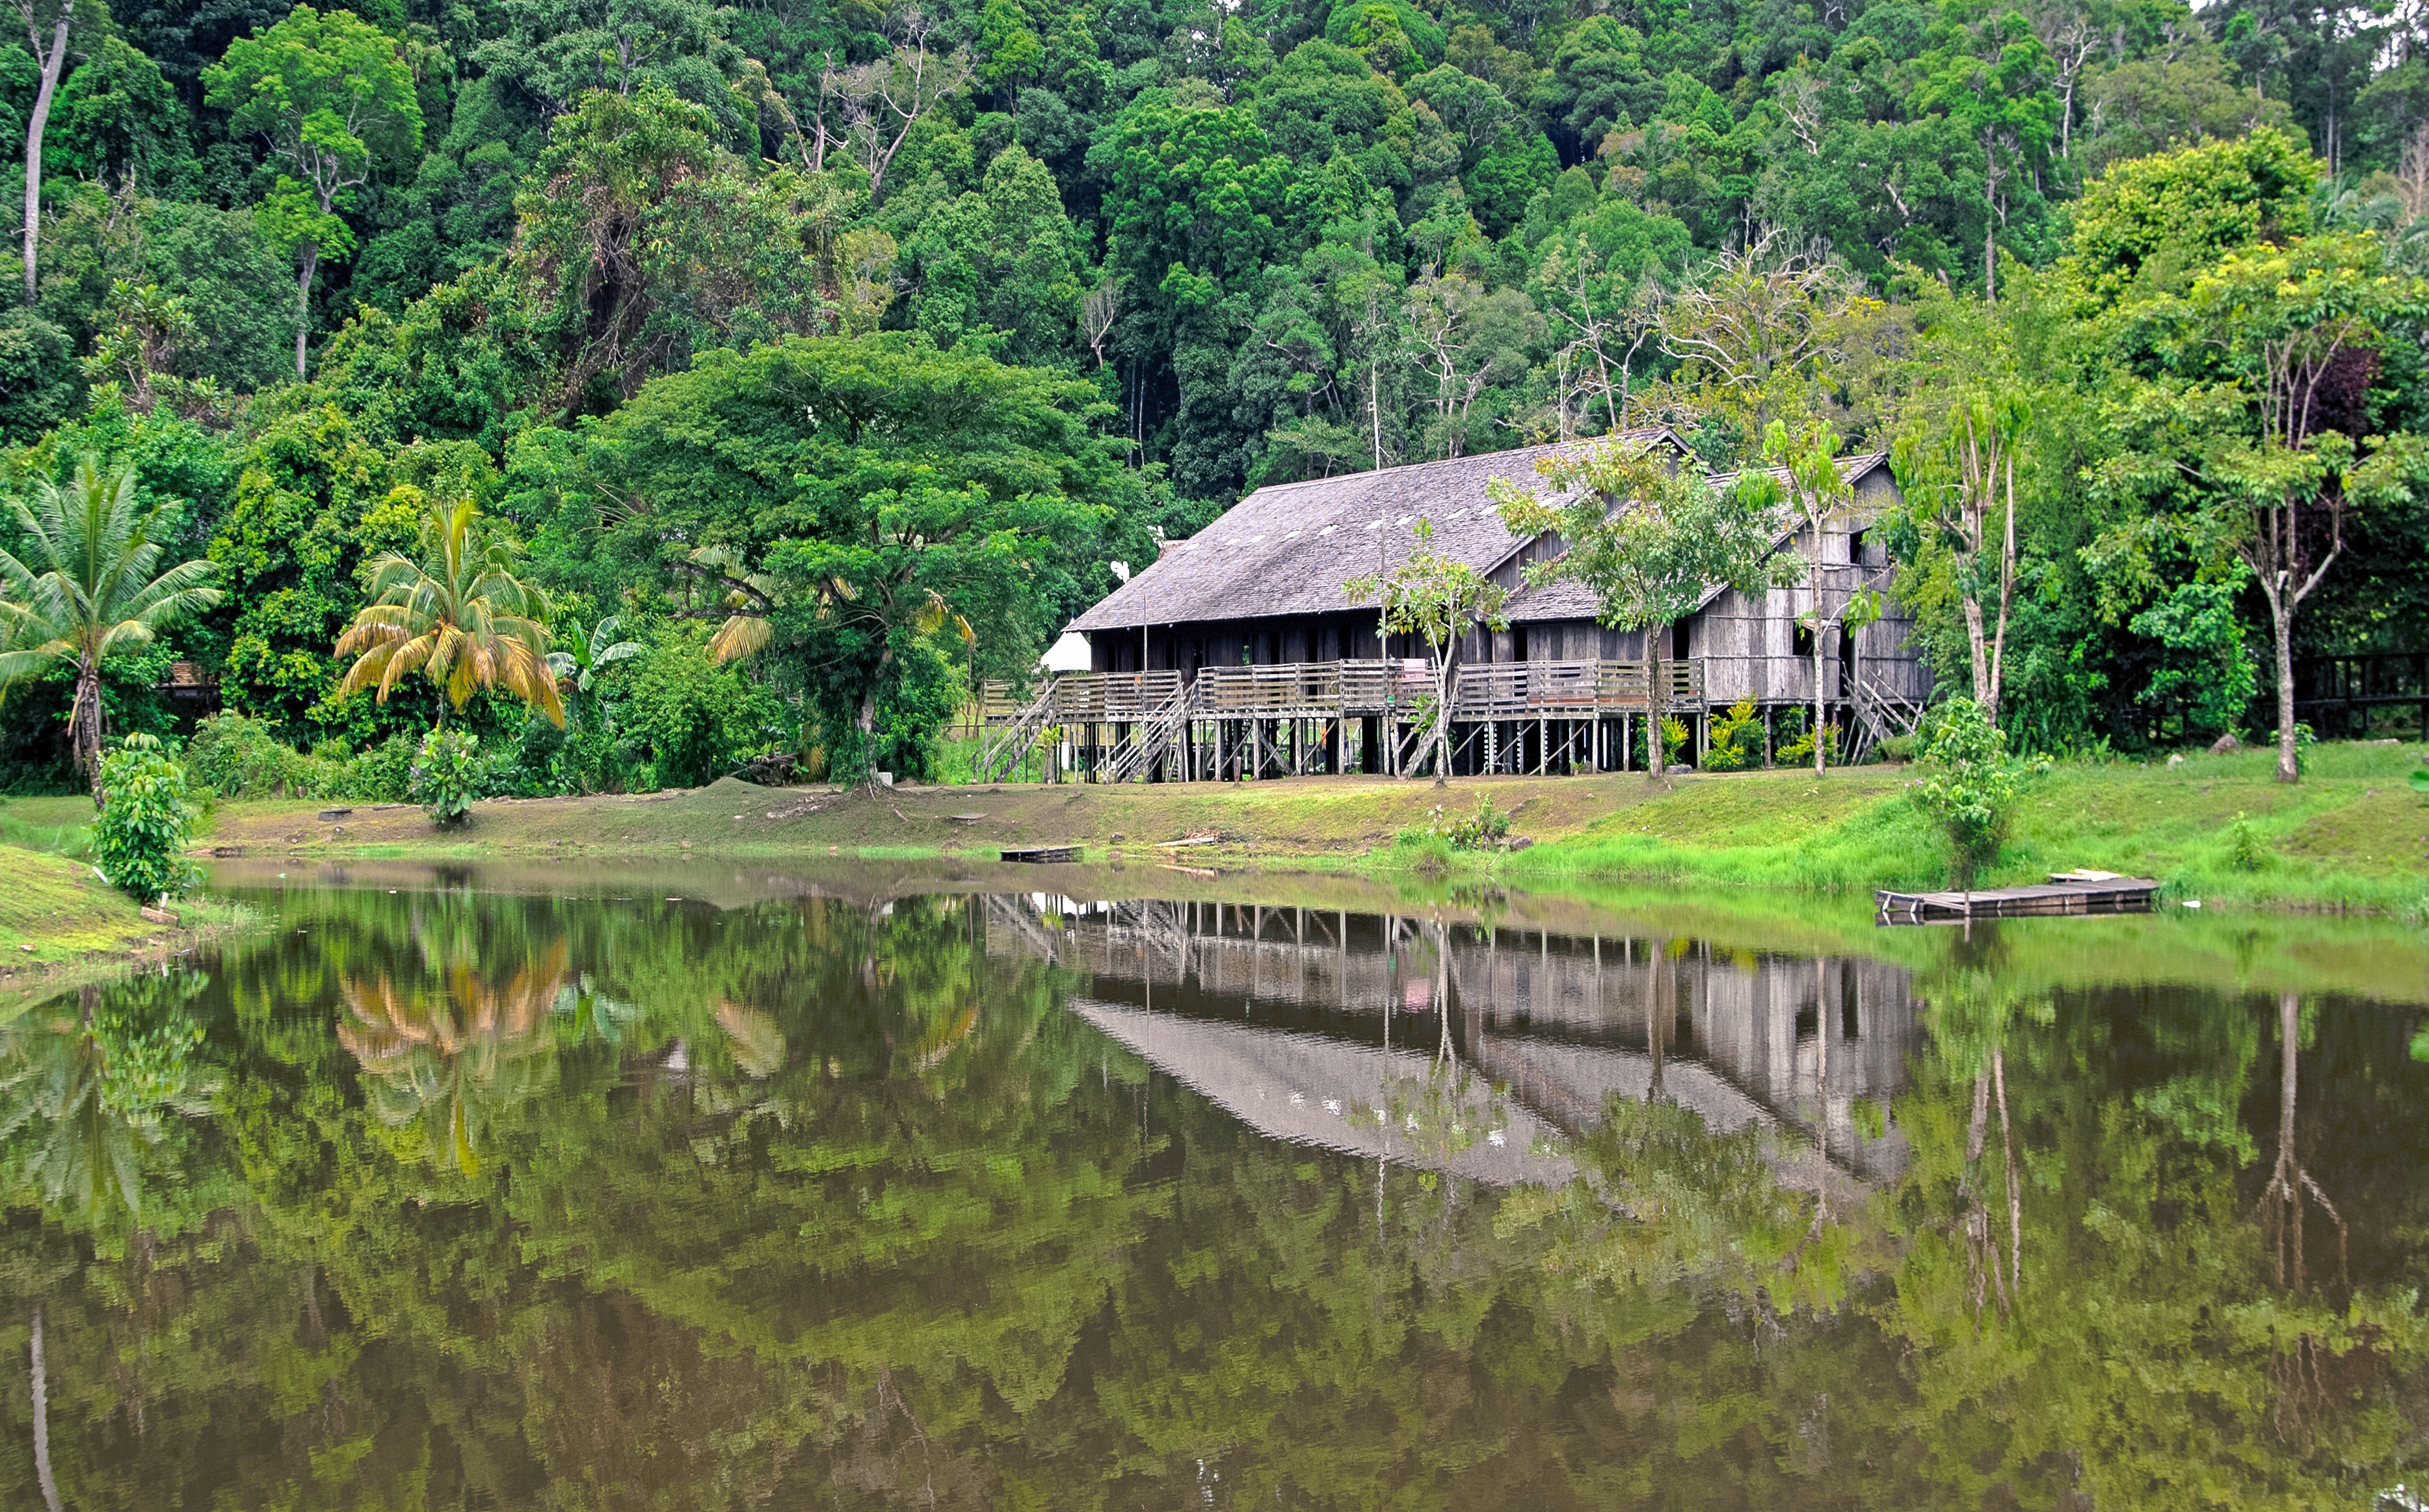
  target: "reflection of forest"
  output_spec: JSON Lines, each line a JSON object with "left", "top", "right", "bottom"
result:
{"left": 993, "top": 895, "right": 1913, "bottom": 1187}
{"left": 0, "top": 882, "right": 2419, "bottom": 1510}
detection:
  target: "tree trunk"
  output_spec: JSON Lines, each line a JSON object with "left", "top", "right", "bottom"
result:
{"left": 1811, "top": 512, "right": 1829, "bottom": 775}
{"left": 1961, "top": 592, "right": 1991, "bottom": 713}
{"left": 2270, "top": 583, "right": 2299, "bottom": 783}
{"left": 293, "top": 240, "right": 319, "bottom": 378}
{"left": 1646, "top": 620, "right": 1667, "bottom": 778}
{"left": 72, "top": 654, "right": 103, "bottom": 804}
{"left": 21, "top": 14, "right": 65, "bottom": 306}
{"left": 31, "top": 1302, "right": 60, "bottom": 1512}
{"left": 1985, "top": 451, "right": 2017, "bottom": 730}
{"left": 1433, "top": 647, "right": 1453, "bottom": 780}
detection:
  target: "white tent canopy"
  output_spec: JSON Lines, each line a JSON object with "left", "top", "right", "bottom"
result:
{"left": 1042, "top": 630, "right": 1092, "bottom": 673}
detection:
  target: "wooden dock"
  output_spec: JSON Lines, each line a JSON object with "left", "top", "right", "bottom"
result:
{"left": 1001, "top": 845, "right": 1082, "bottom": 864}
{"left": 1876, "top": 872, "right": 2160, "bottom": 924}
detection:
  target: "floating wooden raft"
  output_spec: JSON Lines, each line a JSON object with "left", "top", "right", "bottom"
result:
{"left": 1001, "top": 845, "right": 1081, "bottom": 864}
{"left": 1876, "top": 871, "right": 2160, "bottom": 924}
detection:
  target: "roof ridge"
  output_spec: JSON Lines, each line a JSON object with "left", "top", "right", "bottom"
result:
{"left": 1212, "top": 429, "right": 1683, "bottom": 520}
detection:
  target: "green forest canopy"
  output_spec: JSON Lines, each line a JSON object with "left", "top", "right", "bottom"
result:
{"left": 0, "top": 0, "right": 2424, "bottom": 787}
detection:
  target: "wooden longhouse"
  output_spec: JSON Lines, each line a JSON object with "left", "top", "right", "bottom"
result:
{"left": 981, "top": 437, "right": 1931, "bottom": 781}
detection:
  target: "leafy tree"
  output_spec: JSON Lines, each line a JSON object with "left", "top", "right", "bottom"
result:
{"left": 1891, "top": 345, "right": 2030, "bottom": 730}
{"left": 1745, "top": 418, "right": 1872, "bottom": 770}
{"left": 583, "top": 334, "right": 1134, "bottom": 780}
{"left": 2095, "top": 231, "right": 2426, "bottom": 779}
{"left": 1490, "top": 438, "right": 1795, "bottom": 776}
{"left": 0, "top": 455, "right": 218, "bottom": 796}
{"left": 203, "top": 5, "right": 424, "bottom": 377}
{"left": 1344, "top": 516, "right": 1509, "bottom": 777}
{"left": 46, "top": 31, "right": 188, "bottom": 189}
{"left": 888, "top": 144, "right": 1087, "bottom": 365}
{"left": 475, "top": 0, "right": 742, "bottom": 131}
{"left": 334, "top": 494, "right": 564, "bottom": 730}
{"left": 2060, "top": 127, "right": 2316, "bottom": 302}
{"left": 508, "top": 85, "right": 829, "bottom": 417}
{"left": 206, "top": 401, "right": 414, "bottom": 740}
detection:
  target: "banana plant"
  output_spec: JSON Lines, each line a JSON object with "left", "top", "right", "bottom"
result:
{"left": 548, "top": 614, "right": 643, "bottom": 696}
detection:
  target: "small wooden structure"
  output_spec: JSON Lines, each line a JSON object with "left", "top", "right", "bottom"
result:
{"left": 985, "top": 438, "right": 1931, "bottom": 783}
{"left": 1874, "top": 875, "right": 2160, "bottom": 924}
{"left": 1000, "top": 845, "right": 1082, "bottom": 864}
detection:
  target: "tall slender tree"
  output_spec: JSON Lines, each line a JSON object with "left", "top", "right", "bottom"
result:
{"left": 18, "top": 0, "right": 79, "bottom": 304}
{"left": 204, "top": 6, "right": 423, "bottom": 378}
{"left": 1345, "top": 518, "right": 1509, "bottom": 778}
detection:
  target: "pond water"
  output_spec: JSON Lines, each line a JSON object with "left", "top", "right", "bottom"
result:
{"left": 1, "top": 860, "right": 2426, "bottom": 1509}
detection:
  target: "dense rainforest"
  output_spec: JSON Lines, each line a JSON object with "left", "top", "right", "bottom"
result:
{"left": 0, "top": 0, "right": 2424, "bottom": 790}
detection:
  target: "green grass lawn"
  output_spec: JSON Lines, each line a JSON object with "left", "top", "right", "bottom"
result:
{"left": 0, "top": 843, "right": 252, "bottom": 1006}
{"left": 0, "top": 792, "right": 98, "bottom": 857}
{"left": 1517, "top": 739, "right": 2428, "bottom": 914}
{"left": 0, "top": 799, "right": 257, "bottom": 993}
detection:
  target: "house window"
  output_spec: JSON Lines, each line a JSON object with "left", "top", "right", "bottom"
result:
{"left": 1794, "top": 624, "right": 1814, "bottom": 659}
{"left": 1672, "top": 622, "right": 1690, "bottom": 661}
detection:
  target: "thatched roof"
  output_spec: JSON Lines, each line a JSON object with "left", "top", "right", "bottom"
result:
{"left": 1068, "top": 432, "right": 1681, "bottom": 633}
{"left": 1502, "top": 451, "right": 1896, "bottom": 624}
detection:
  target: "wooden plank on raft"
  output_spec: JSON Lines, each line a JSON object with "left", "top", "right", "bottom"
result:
{"left": 1002, "top": 845, "right": 1082, "bottom": 864}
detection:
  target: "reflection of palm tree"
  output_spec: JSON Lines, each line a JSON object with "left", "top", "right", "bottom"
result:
{"left": 337, "top": 941, "right": 566, "bottom": 1176}
{"left": 715, "top": 1000, "right": 789, "bottom": 1079}
{"left": 0, "top": 983, "right": 215, "bottom": 1220}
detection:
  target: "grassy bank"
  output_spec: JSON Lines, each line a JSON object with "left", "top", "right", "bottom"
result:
{"left": 0, "top": 842, "right": 256, "bottom": 1004}
{"left": 155, "top": 736, "right": 2428, "bottom": 916}
{"left": 1515, "top": 739, "right": 2429, "bottom": 914}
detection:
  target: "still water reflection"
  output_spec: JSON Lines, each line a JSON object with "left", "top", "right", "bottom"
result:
{"left": 0, "top": 864, "right": 2424, "bottom": 1509}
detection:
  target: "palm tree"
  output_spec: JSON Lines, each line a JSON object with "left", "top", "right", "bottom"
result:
{"left": 336, "top": 497, "right": 564, "bottom": 727}
{"left": 0, "top": 457, "right": 220, "bottom": 799}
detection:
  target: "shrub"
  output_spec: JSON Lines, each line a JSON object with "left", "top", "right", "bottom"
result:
{"left": 1428, "top": 793, "right": 1513, "bottom": 849}
{"left": 185, "top": 712, "right": 313, "bottom": 797}
{"left": 1392, "top": 827, "right": 1455, "bottom": 872}
{"left": 1875, "top": 732, "right": 1918, "bottom": 763}
{"left": 2227, "top": 812, "right": 2271, "bottom": 871}
{"left": 184, "top": 713, "right": 411, "bottom": 801}
{"left": 1703, "top": 698, "right": 1761, "bottom": 771}
{"left": 92, "top": 734, "right": 200, "bottom": 902}
{"left": 1777, "top": 716, "right": 1840, "bottom": 766}
{"left": 410, "top": 728, "right": 481, "bottom": 825}
{"left": 623, "top": 634, "right": 780, "bottom": 789}
{"left": 1915, "top": 697, "right": 2018, "bottom": 888}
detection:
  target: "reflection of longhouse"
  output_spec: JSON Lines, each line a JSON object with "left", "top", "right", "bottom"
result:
{"left": 987, "top": 895, "right": 1916, "bottom": 1187}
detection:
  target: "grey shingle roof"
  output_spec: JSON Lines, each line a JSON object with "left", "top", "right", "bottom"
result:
{"left": 1068, "top": 432, "right": 1680, "bottom": 633}
{"left": 1502, "top": 451, "right": 1893, "bottom": 624}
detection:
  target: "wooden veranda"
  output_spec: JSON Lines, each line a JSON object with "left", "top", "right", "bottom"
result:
{"left": 976, "top": 657, "right": 1714, "bottom": 783}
